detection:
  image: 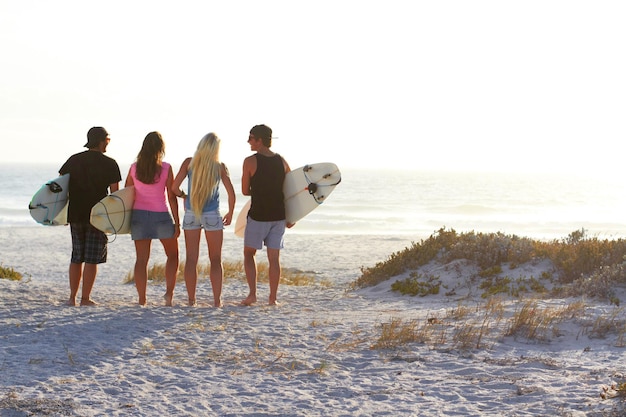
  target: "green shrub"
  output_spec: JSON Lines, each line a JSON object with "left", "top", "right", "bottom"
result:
{"left": 351, "top": 227, "right": 459, "bottom": 289}
{"left": 479, "top": 265, "right": 503, "bottom": 278}
{"left": 391, "top": 273, "right": 440, "bottom": 296}
{"left": 479, "top": 276, "right": 512, "bottom": 298}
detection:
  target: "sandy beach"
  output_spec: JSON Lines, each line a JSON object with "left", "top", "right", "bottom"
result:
{"left": 1, "top": 226, "right": 626, "bottom": 417}
{"left": 3, "top": 0, "right": 626, "bottom": 413}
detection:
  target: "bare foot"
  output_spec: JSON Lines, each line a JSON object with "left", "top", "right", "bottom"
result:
{"left": 164, "top": 293, "right": 173, "bottom": 307}
{"left": 80, "top": 299, "right": 97, "bottom": 306}
{"left": 66, "top": 298, "right": 77, "bottom": 306}
{"left": 188, "top": 299, "right": 197, "bottom": 307}
{"left": 269, "top": 299, "right": 280, "bottom": 306}
{"left": 241, "top": 295, "right": 257, "bottom": 306}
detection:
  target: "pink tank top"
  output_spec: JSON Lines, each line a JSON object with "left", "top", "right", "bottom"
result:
{"left": 130, "top": 162, "right": 170, "bottom": 212}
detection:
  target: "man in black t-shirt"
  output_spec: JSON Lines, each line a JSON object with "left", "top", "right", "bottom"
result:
{"left": 59, "top": 127, "right": 121, "bottom": 306}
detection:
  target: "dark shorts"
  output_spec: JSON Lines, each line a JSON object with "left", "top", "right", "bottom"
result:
{"left": 70, "top": 222, "right": 108, "bottom": 264}
{"left": 131, "top": 209, "right": 175, "bottom": 240}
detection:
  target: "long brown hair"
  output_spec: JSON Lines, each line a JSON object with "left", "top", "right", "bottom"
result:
{"left": 135, "top": 131, "right": 165, "bottom": 184}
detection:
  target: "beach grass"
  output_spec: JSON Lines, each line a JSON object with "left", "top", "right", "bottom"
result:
{"left": 352, "top": 227, "right": 626, "bottom": 304}
{"left": 123, "top": 260, "right": 330, "bottom": 287}
{"left": 367, "top": 298, "right": 626, "bottom": 353}
{"left": 0, "top": 264, "right": 23, "bottom": 281}
{"left": 349, "top": 228, "right": 626, "bottom": 352}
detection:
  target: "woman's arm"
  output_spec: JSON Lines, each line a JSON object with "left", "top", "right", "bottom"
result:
{"left": 166, "top": 165, "right": 180, "bottom": 236}
{"left": 124, "top": 167, "right": 134, "bottom": 188}
{"left": 220, "top": 163, "right": 236, "bottom": 226}
{"left": 171, "top": 158, "right": 191, "bottom": 198}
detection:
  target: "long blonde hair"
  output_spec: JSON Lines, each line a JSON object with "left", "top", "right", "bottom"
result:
{"left": 189, "top": 133, "right": 221, "bottom": 217}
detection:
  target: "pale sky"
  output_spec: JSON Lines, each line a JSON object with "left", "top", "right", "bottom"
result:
{"left": 1, "top": 1, "right": 624, "bottom": 174}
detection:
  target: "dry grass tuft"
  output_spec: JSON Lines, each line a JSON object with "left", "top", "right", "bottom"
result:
{"left": 0, "top": 264, "right": 23, "bottom": 281}
{"left": 371, "top": 318, "right": 429, "bottom": 350}
{"left": 123, "top": 260, "right": 328, "bottom": 287}
{"left": 368, "top": 298, "right": 598, "bottom": 352}
{"left": 325, "top": 325, "right": 368, "bottom": 352}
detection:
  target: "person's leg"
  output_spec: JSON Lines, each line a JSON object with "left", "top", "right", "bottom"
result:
{"left": 267, "top": 248, "right": 281, "bottom": 305}
{"left": 134, "top": 240, "right": 152, "bottom": 306}
{"left": 68, "top": 224, "right": 84, "bottom": 306}
{"left": 241, "top": 245, "right": 258, "bottom": 305}
{"left": 264, "top": 221, "right": 285, "bottom": 306}
{"left": 68, "top": 262, "right": 82, "bottom": 306}
{"left": 79, "top": 224, "right": 108, "bottom": 306}
{"left": 160, "top": 237, "right": 179, "bottom": 306}
{"left": 184, "top": 229, "right": 201, "bottom": 306}
{"left": 205, "top": 230, "right": 224, "bottom": 307}
{"left": 80, "top": 263, "right": 98, "bottom": 306}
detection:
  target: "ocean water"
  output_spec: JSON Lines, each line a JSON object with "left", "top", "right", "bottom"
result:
{"left": 3, "top": 162, "right": 625, "bottom": 238}
{"left": 2, "top": 162, "right": 626, "bottom": 283}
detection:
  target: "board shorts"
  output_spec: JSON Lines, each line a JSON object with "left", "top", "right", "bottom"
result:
{"left": 70, "top": 222, "right": 108, "bottom": 264}
{"left": 131, "top": 209, "right": 175, "bottom": 240}
{"left": 244, "top": 217, "right": 285, "bottom": 250}
{"left": 182, "top": 209, "right": 223, "bottom": 231}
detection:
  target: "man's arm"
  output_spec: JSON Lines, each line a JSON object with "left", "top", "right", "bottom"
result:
{"left": 241, "top": 156, "right": 256, "bottom": 196}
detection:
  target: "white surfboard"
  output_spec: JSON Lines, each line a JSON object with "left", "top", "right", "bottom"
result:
{"left": 234, "top": 200, "right": 251, "bottom": 238}
{"left": 29, "top": 174, "right": 70, "bottom": 226}
{"left": 234, "top": 162, "right": 341, "bottom": 238}
{"left": 90, "top": 186, "right": 135, "bottom": 234}
{"left": 284, "top": 162, "right": 341, "bottom": 224}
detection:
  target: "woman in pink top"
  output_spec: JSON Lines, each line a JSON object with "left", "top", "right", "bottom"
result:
{"left": 125, "top": 132, "right": 180, "bottom": 306}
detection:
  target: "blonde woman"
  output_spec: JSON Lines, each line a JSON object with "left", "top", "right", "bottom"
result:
{"left": 172, "top": 133, "right": 235, "bottom": 307}
{"left": 126, "top": 131, "right": 180, "bottom": 306}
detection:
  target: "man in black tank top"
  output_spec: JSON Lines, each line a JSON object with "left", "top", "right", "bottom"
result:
{"left": 241, "top": 124, "right": 292, "bottom": 306}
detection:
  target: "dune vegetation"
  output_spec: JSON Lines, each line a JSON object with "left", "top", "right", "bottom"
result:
{"left": 352, "top": 227, "right": 626, "bottom": 304}
{"left": 345, "top": 228, "right": 626, "bottom": 369}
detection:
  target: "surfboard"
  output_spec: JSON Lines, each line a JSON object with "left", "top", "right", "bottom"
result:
{"left": 29, "top": 173, "right": 70, "bottom": 226}
{"left": 234, "top": 162, "right": 341, "bottom": 238}
{"left": 234, "top": 200, "right": 251, "bottom": 238}
{"left": 284, "top": 162, "right": 341, "bottom": 223}
{"left": 90, "top": 186, "right": 135, "bottom": 234}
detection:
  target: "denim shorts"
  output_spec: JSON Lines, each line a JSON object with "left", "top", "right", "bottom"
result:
{"left": 244, "top": 217, "right": 285, "bottom": 250}
{"left": 131, "top": 210, "right": 175, "bottom": 240}
{"left": 182, "top": 210, "right": 224, "bottom": 231}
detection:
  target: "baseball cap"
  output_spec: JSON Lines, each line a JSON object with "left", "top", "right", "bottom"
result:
{"left": 84, "top": 127, "right": 109, "bottom": 148}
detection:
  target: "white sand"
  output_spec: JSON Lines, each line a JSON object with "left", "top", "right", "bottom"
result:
{"left": 1, "top": 227, "right": 626, "bottom": 416}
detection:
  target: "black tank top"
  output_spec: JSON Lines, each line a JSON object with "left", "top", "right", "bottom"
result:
{"left": 249, "top": 154, "right": 286, "bottom": 221}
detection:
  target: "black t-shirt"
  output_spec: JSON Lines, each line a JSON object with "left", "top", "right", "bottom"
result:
{"left": 249, "top": 153, "right": 286, "bottom": 222}
{"left": 59, "top": 150, "right": 122, "bottom": 223}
